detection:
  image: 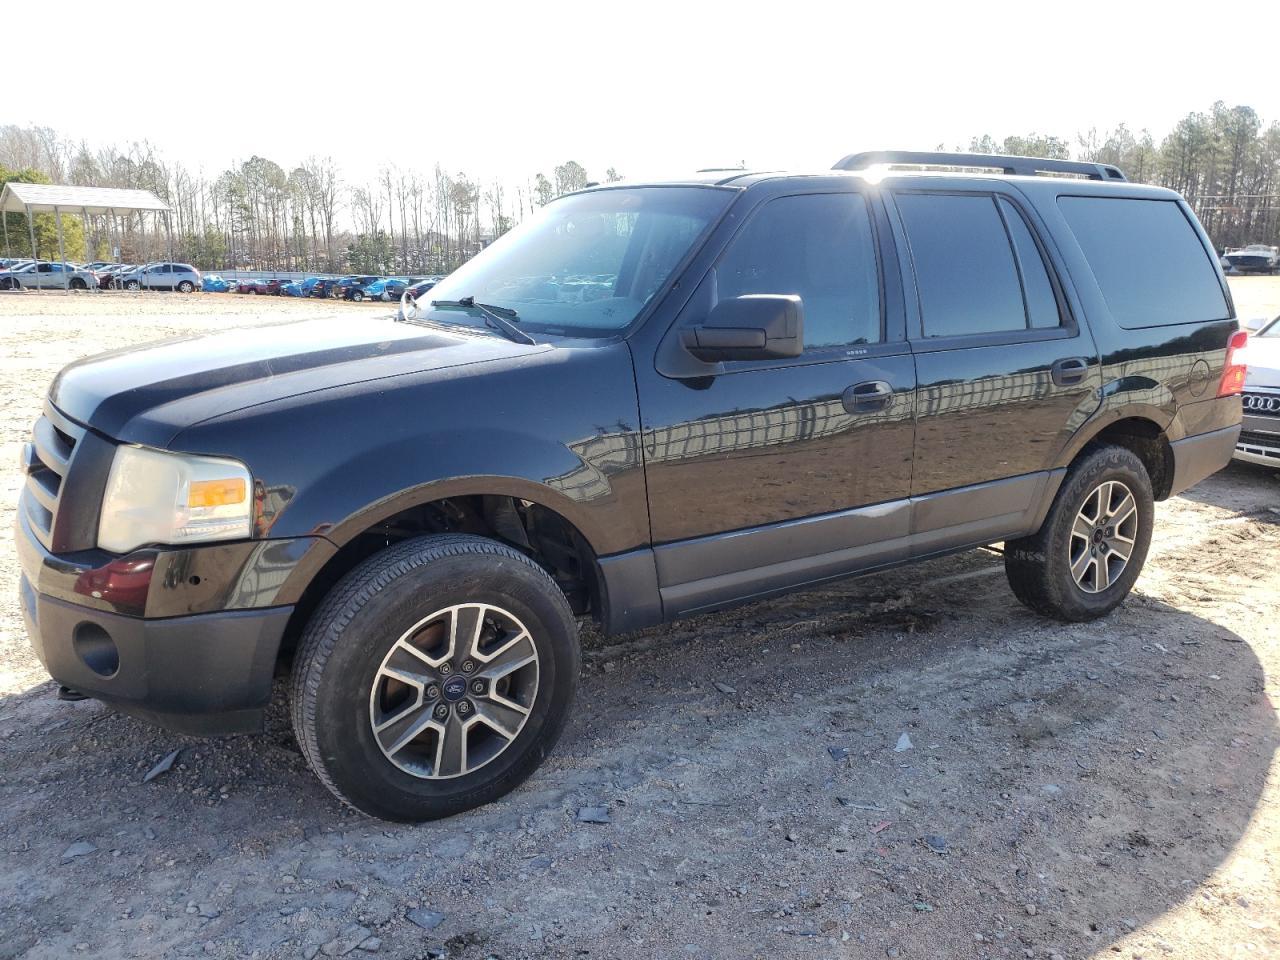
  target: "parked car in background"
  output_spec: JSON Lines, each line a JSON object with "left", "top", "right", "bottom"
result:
{"left": 405, "top": 278, "right": 439, "bottom": 301}
{"left": 97, "top": 264, "right": 136, "bottom": 289}
{"left": 201, "top": 274, "right": 233, "bottom": 293}
{"left": 1235, "top": 314, "right": 1280, "bottom": 467}
{"left": 0, "top": 261, "right": 98, "bottom": 290}
{"left": 1222, "top": 244, "right": 1279, "bottom": 275}
{"left": 84, "top": 261, "right": 115, "bottom": 272}
{"left": 309, "top": 278, "right": 339, "bottom": 298}
{"left": 280, "top": 280, "right": 304, "bottom": 297}
{"left": 336, "top": 275, "right": 379, "bottom": 301}
{"left": 362, "top": 277, "right": 402, "bottom": 301}
{"left": 117, "top": 262, "right": 202, "bottom": 292}
{"left": 235, "top": 278, "right": 285, "bottom": 295}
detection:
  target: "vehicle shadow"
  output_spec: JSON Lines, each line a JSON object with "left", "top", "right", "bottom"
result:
{"left": 0, "top": 540, "right": 1274, "bottom": 960}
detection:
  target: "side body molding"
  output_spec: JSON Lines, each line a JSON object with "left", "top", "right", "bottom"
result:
{"left": 597, "top": 470, "right": 1067, "bottom": 633}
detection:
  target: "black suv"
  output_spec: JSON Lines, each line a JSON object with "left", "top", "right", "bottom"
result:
{"left": 17, "top": 151, "right": 1245, "bottom": 821}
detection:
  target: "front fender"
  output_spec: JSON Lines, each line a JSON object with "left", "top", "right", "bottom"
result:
{"left": 171, "top": 343, "right": 648, "bottom": 557}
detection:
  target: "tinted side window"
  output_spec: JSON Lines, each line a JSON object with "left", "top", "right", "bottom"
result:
{"left": 1058, "top": 197, "right": 1229, "bottom": 328}
{"left": 998, "top": 198, "right": 1061, "bottom": 329}
{"left": 717, "top": 193, "right": 881, "bottom": 349}
{"left": 895, "top": 193, "right": 1025, "bottom": 338}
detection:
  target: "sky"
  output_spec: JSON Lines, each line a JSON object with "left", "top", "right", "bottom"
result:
{"left": 9, "top": 0, "right": 1280, "bottom": 190}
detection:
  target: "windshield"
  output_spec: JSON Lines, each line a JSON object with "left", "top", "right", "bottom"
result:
{"left": 424, "top": 187, "right": 730, "bottom": 337}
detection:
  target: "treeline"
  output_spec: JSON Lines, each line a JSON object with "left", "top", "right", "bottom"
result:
{"left": 964, "top": 101, "right": 1280, "bottom": 251}
{"left": 0, "top": 125, "right": 620, "bottom": 272}
{"left": 3, "top": 101, "right": 1279, "bottom": 272}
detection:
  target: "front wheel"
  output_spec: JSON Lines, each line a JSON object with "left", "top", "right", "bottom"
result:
{"left": 1004, "top": 445, "right": 1154, "bottom": 621}
{"left": 290, "top": 534, "right": 580, "bottom": 821}
{"left": 350, "top": 289, "right": 365, "bottom": 301}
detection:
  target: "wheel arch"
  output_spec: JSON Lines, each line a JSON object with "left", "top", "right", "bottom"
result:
{"left": 1065, "top": 413, "right": 1175, "bottom": 500}
{"left": 278, "top": 479, "right": 610, "bottom": 665}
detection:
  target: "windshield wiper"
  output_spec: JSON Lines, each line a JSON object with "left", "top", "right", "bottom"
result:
{"left": 430, "top": 297, "right": 535, "bottom": 345}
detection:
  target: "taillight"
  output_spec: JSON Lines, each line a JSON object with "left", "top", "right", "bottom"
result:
{"left": 1218, "top": 329, "right": 1249, "bottom": 397}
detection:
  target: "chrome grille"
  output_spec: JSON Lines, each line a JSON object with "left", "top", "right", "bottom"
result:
{"left": 21, "top": 405, "right": 85, "bottom": 550}
{"left": 1242, "top": 393, "right": 1280, "bottom": 418}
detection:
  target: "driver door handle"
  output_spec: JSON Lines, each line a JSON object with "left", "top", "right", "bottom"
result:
{"left": 843, "top": 380, "right": 894, "bottom": 414}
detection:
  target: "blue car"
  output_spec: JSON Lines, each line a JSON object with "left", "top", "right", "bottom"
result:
{"left": 202, "top": 274, "right": 233, "bottom": 293}
{"left": 280, "top": 280, "right": 304, "bottom": 297}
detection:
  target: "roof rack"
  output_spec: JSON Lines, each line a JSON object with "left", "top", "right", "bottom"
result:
{"left": 832, "top": 150, "right": 1127, "bottom": 182}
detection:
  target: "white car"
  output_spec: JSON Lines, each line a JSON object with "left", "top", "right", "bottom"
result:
{"left": 0, "top": 261, "right": 98, "bottom": 290}
{"left": 1235, "top": 315, "right": 1280, "bottom": 467}
{"left": 117, "top": 262, "right": 202, "bottom": 292}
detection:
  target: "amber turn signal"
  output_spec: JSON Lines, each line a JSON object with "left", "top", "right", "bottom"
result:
{"left": 188, "top": 477, "right": 247, "bottom": 508}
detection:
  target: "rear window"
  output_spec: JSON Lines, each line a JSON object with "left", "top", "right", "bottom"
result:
{"left": 1058, "top": 197, "right": 1229, "bottom": 328}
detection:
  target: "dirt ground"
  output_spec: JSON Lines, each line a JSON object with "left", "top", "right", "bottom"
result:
{"left": 0, "top": 286, "right": 1277, "bottom": 960}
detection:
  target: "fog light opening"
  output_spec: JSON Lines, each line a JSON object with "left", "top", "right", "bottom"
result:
{"left": 73, "top": 623, "right": 119, "bottom": 677}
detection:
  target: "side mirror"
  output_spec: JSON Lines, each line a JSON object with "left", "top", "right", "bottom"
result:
{"left": 680, "top": 294, "right": 804, "bottom": 362}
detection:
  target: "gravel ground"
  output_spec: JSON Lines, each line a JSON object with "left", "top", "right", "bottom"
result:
{"left": 0, "top": 288, "right": 1277, "bottom": 960}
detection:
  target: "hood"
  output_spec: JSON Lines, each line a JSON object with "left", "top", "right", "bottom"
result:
{"left": 50, "top": 314, "right": 548, "bottom": 446}
{"left": 1244, "top": 336, "right": 1280, "bottom": 390}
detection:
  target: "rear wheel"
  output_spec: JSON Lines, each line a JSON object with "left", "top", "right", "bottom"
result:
{"left": 69, "top": 277, "right": 87, "bottom": 290}
{"left": 177, "top": 280, "right": 194, "bottom": 293}
{"left": 350, "top": 289, "right": 365, "bottom": 302}
{"left": 1004, "top": 445, "right": 1154, "bottom": 621}
{"left": 290, "top": 534, "right": 580, "bottom": 821}
{"left": 124, "top": 279, "right": 139, "bottom": 290}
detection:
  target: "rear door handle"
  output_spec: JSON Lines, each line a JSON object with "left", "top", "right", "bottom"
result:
{"left": 1051, "top": 357, "right": 1089, "bottom": 386}
{"left": 843, "top": 380, "right": 894, "bottom": 414}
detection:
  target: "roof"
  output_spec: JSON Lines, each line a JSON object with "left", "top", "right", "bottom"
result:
{"left": 0, "top": 182, "right": 170, "bottom": 215}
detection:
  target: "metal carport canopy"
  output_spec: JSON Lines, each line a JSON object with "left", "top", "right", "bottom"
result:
{"left": 1, "top": 182, "right": 172, "bottom": 293}
{"left": 0, "top": 182, "right": 169, "bottom": 215}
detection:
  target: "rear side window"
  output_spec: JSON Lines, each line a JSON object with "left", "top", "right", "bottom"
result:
{"left": 716, "top": 192, "right": 881, "bottom": 349}
{"left": 895, "top": 193, "right": 1027, "bottom": 338}
{"left": 1058, "top": 197, "right": 1229, "bottom": 328}
{"left": 998, "top": 198, "right": 1061, "bottom": 330}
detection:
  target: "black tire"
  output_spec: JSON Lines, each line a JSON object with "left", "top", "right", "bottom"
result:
{"left": 1004, "top": 445, "right": 1154, "bottom": 621}
{"left": 350, "top": 289, "right": 365, "bottom": 302}
{"left": 290, "top": 534, "right": 580, "bottom": 821}
{"left": 177, "top": 280, "right": 194, "bottom": 293}
{"left": 125, "top": 280, "right": 139, "bottom": 290}
{"left": 69, "top": 277, "right": 87, "bottom": 290}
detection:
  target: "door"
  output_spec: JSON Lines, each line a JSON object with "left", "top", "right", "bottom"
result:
{"left": 637, "top": 188, "right": 917, "bottom": 617}
{"left": 887, "top": 187, "right": 1100, "bottom": 553}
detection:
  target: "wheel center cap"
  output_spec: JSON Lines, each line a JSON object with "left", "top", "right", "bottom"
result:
{"left": 442, "top": 675, "right": 468, "bottom": 702}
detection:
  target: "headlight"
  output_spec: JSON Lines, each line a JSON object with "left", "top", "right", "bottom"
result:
{"left": 97, "top": 445, "right": 253, "bottom": 553}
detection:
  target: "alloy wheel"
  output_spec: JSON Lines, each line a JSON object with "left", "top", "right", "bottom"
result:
{"left": 368, "top": 603, "right": 540, "bottom": 779}
{"left": 1068, "top": 480, "right": 1138, "bottom": 593}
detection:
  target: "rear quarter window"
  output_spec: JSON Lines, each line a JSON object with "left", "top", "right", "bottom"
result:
{"left": 1058, "top": 197, "right": 1229, "bottom": 328}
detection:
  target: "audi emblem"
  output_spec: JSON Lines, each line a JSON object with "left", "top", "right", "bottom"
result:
{"left": 1243, "top": 393, "right": 1280, "bottom": 414}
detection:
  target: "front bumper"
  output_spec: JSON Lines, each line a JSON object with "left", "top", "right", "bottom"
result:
{"left": 19, "top": 573, "right": 291, "bottom": 734}
{"left": 16, "top": 501, "right": 334, "bottom": 735}
{"left": 1233, "top": 411, "right": 1280, "bottom": 467}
